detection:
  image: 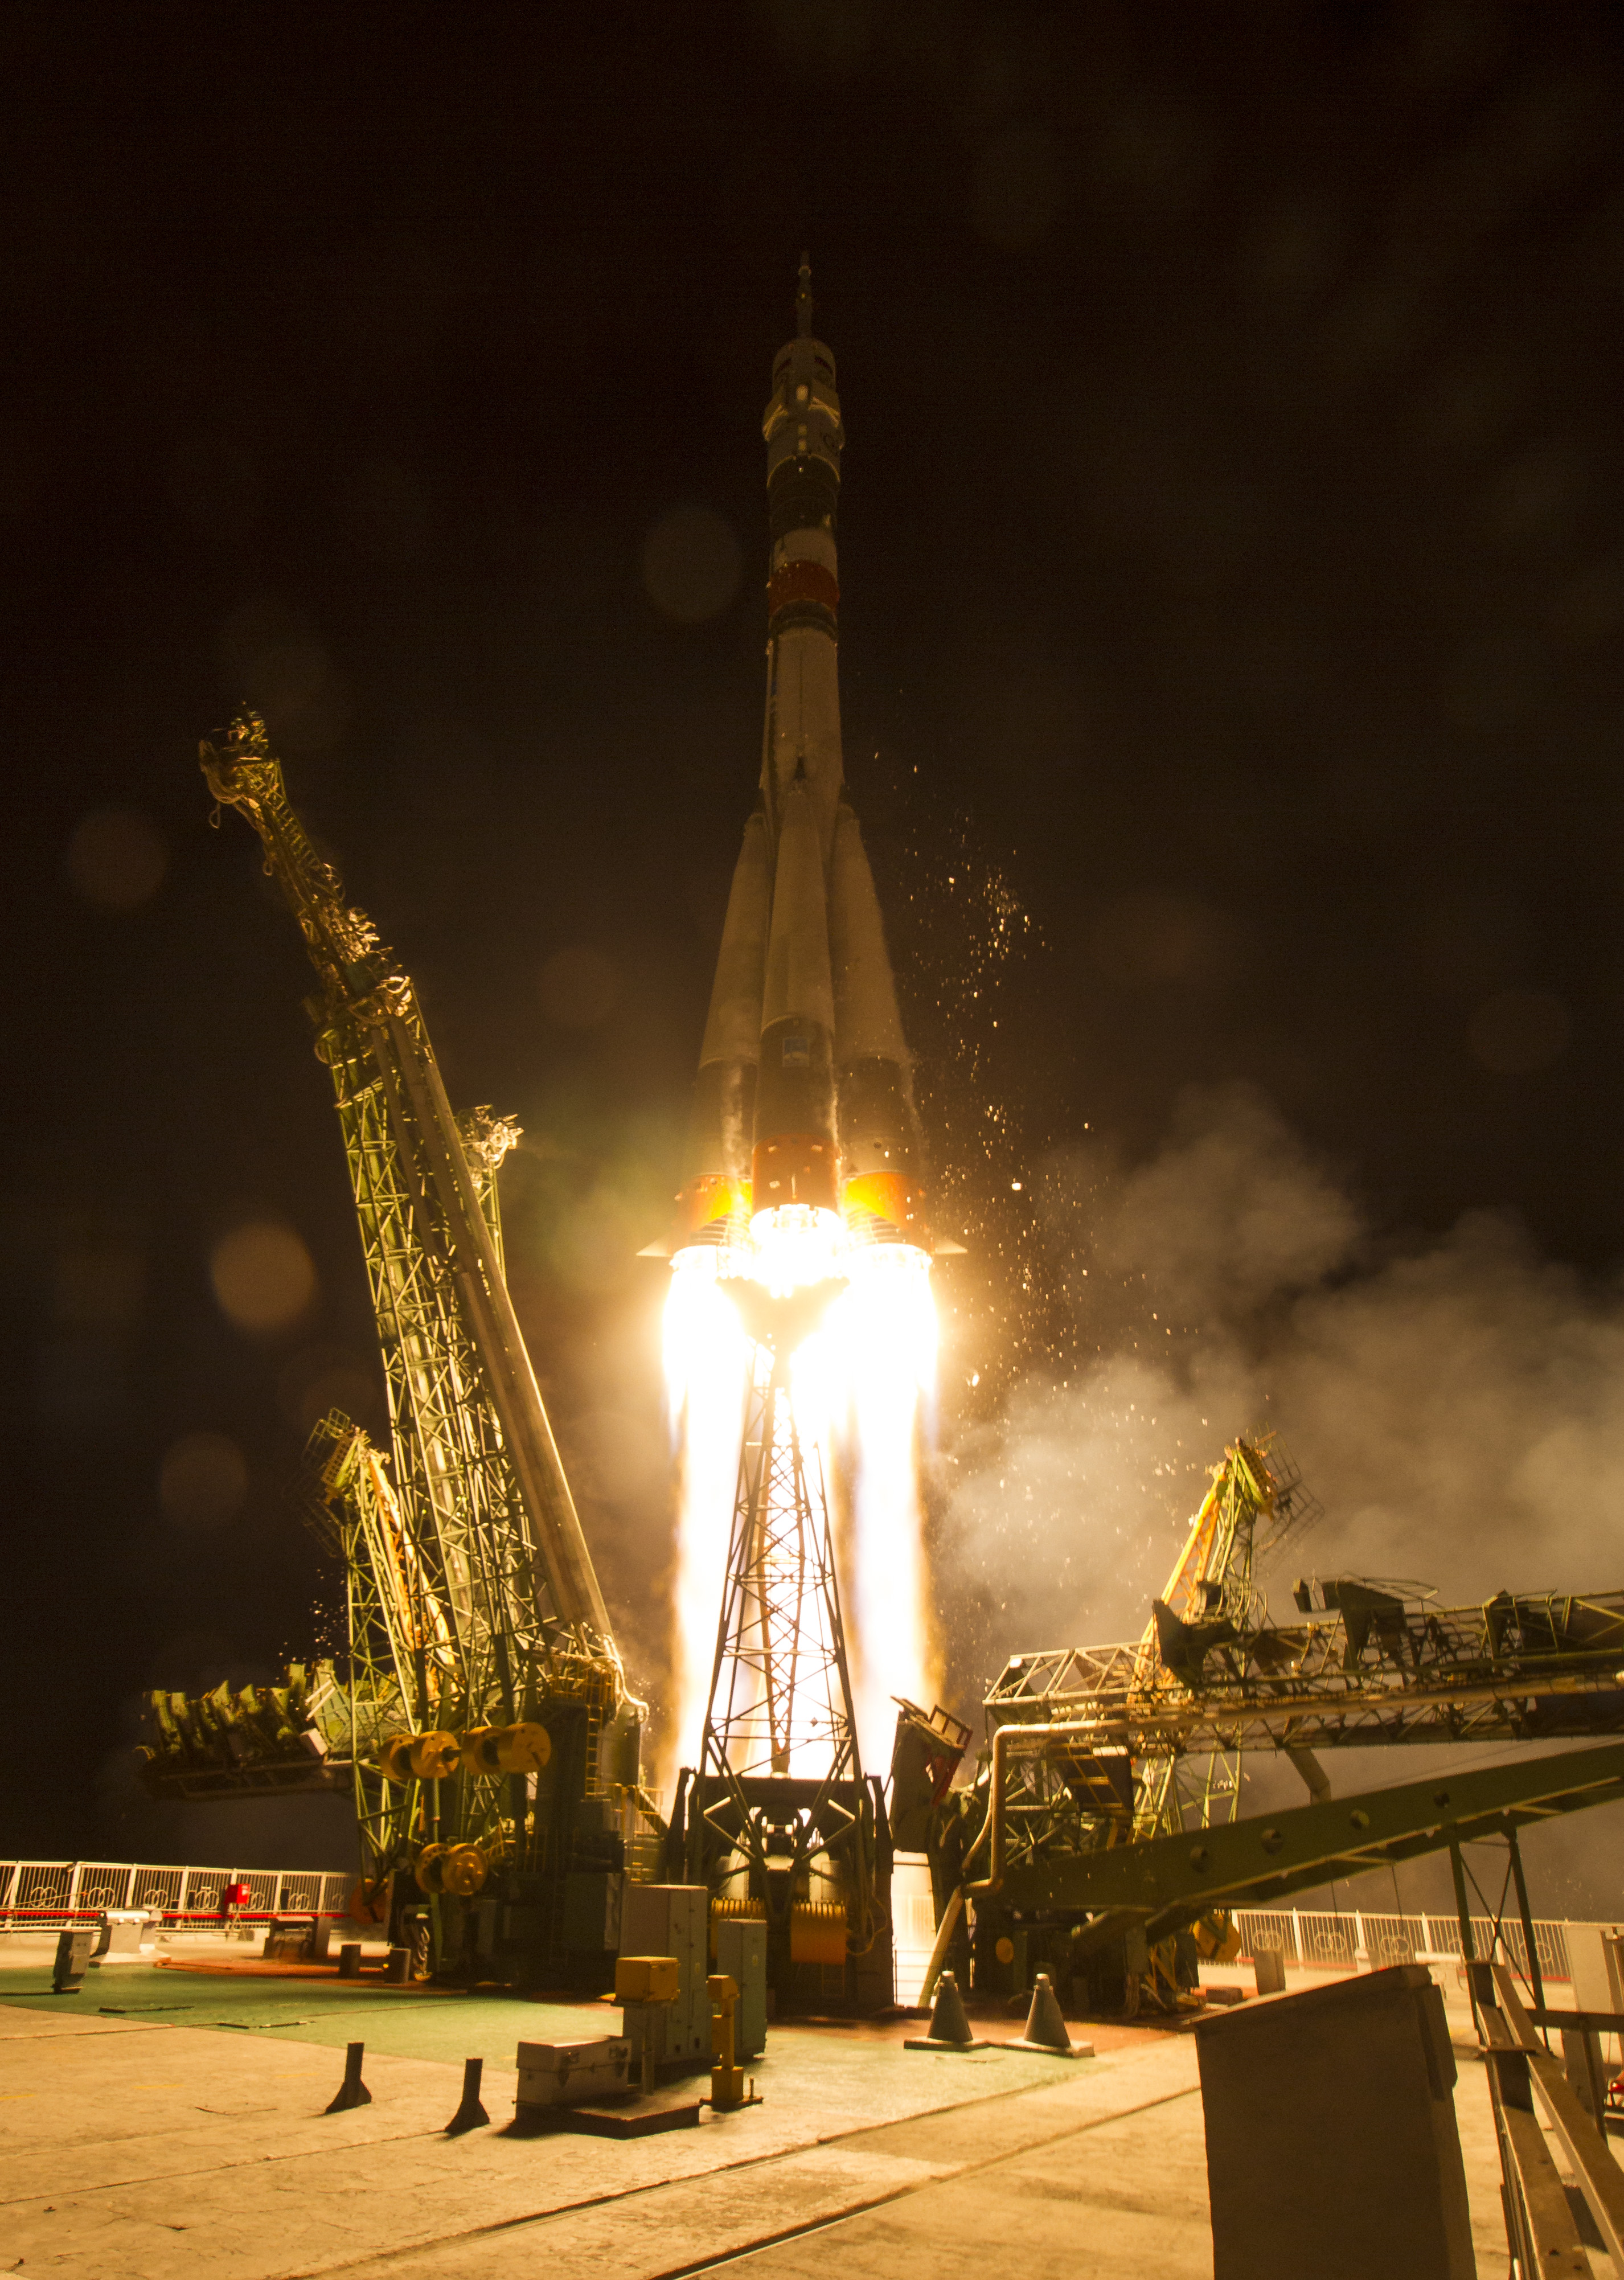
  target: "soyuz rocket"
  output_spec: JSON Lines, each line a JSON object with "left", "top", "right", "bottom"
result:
{"left": 672, "top": 261, "right": 931, "bottom": 1273}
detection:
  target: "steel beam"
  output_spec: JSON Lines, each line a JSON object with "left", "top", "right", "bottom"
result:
{"left": 991, "top": 1737, "right": 1624, "bottom": 1940}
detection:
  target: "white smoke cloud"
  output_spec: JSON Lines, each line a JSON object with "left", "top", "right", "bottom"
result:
{"left": 934, "top": 1083, "right": 1624, "bottom": 1911}
{"left": 939, "top": 1083, "right": 1624, "bottom": 1680}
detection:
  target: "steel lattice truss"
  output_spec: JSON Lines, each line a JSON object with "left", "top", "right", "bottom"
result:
{"left": 153, "top": 711, "right": 625, "bottom": 1880}
{"left": 987, "top": 1589, "right": 1624, "bottom": 1756}
{"left": 973, "top": 1438, "right": 1624, "bottom": 1893}
{"left": 702, "top": 1341, "right": 860, "bottom": 1787}
{"left": 321, "top": 1015, "right": 553, "bottom": 1721}
{"left": 684, "top": 1327, "right": 878, "bottom": 1950}
{"left": 977, "top": 1586, "right": 1624, "bottom": 1889}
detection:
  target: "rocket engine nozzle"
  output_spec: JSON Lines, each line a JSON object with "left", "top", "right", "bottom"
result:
{"left": 842, "top": 1168, "right": 928, "bottom": 1250}
{"left": 674, "top": 1170, "right": 753, "bottom": 1250}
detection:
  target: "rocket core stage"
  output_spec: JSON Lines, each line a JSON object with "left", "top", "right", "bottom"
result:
{"left": 674, "top": 257, "right": 932, "bottom": 1269}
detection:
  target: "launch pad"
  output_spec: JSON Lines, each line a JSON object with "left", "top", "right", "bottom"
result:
{"left": 0, "top": 1942, "right": 1527, "bottom": 2278}
{"left": 104, "top": 268, "right": 1624, "bottom": 2280}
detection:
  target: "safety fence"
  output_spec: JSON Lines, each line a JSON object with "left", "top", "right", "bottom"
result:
{"left": 1234, "top": 1906, "right": 1572, "bottom": 1983}
{"left": 0, "top": 1861, "right": 352, "bottom": 1931}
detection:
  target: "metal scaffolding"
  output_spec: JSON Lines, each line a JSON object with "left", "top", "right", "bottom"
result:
{"left": 143, "top": 712, "right": 637, "bottom": 1984}
{"left": 678, "top": 1305, "right": 889, "bottom": 2008}
{"left": 700, "top": 1337, "right": 859, "bottom": 1787}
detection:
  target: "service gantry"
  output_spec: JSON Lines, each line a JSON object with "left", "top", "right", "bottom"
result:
{"left": 141, "top": 712, "right": 644, "bottom": 1987}
{"left": 895, "top": 1436, "right": 1624, "bottom": 2018}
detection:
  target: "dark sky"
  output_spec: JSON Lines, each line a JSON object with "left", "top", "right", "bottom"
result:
{"left": 6, "top": 5, "right": 1624, "bottom": 1864}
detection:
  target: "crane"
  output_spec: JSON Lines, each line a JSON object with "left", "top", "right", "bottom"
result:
{"left": 142, "top": 711, "right": 642, "bottom": 1986}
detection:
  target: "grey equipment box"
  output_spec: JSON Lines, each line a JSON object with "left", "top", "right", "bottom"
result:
{"left": 619, "top": 1884, "right": 710, "bottom": 2077}
{"left": 516, "top": 2037, "right": 631, "bottom": 2110}
{"left": 52, "top": 1930, "right": 95, "bottom": 1992}
{"left": 93, "top": 1911, "right": 153, "bottom": 1960}
{"left": 714, "top": 1916, "right": 767, "bottom": 2060}
{"left": 1196, "top": 1963, "right": 1475, "bottom": 2280}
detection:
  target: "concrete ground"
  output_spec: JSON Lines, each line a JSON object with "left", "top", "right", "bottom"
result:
{"left": 0, "top": 1941, "right": 1590, "bottom": 2278}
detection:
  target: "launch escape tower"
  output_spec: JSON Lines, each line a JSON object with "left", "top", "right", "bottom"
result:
{"left": 143, "top": 716, "right": 643, "bottom": 1989}
{"left": 667, "top": 263, "right": 919, "bottom": 2010}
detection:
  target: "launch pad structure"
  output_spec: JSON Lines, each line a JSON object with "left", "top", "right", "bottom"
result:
{"left": 130, "top": 266, "right": 1624, "bottom": 2156}
{"left": 144, "top": 714, "right": 646, "bottom": 1994}
{"left": 673, "top": 1293, "right": 893, "bottom": 2015}
{"left": 896, "top": 1434, "right": 1624, "bottom": 2026}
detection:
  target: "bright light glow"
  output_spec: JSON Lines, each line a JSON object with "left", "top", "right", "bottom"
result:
{"left": 748, "top": 1203, "right": 844, "bottom": 1294}
{"left": 831, "top": 1244, "right": 939, "bottom": 1761}
{"left": 663, "top": 1244, "right": 752, "bottom": 1777}
{"left": 660, "top": 1207, "right": 940, "bottom": 1790}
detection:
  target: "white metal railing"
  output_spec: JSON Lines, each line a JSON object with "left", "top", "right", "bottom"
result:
{"left": 1235, "top": 1906, "right": 1572, "bottom": 1983}
{"left": 0, "top": 1860, "right": 352, "bottom": 1932}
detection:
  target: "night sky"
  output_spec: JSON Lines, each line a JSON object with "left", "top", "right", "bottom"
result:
{"left": 7, "top": 6, "right": 1624, "bottom": 1870}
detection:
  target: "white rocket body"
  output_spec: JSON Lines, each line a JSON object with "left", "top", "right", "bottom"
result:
{"left": 677, "top": 264, "right": 928, "bottom": 1265}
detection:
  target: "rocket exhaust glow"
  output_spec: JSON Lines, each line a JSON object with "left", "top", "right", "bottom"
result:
{"left": 662, "top": 263, "right": 940, "bottom": 1788}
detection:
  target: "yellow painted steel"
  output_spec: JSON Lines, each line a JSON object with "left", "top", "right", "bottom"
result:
{"left": 616, "top": 1954, "right": 680, "bottom": 2003}
{"left": 789, "top": 1901, "right": 846, "bottom": 1966}
{"left": 407, "top": 1732, "right": 460, "bottom": 1781}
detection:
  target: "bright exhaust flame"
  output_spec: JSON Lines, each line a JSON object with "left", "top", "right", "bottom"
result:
{"left": 663, "top": 1241, "right": 752, "bottom": 1777}
{"left": 662, "top": 1207, "right": 938, "bottom": 1786}
{"left": 830, "top": 1244, "right": 938, "bottom": 1759}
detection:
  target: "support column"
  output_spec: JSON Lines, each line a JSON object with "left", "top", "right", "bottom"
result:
{"left": 1506, "top": 1825, "right": 1547, "bottom": 2016}
{"left": 1449, "top": 1834, "right": 1479, "bottom": 2032}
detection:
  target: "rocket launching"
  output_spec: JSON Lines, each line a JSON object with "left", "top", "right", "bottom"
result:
{"left": 663, "top": 261, "right": 939, "bottom": 1778}
{"left": 676, "top": 257, "right": 928, "bottom": 1273}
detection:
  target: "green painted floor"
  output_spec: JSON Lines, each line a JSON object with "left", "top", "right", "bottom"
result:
{"left": 0, "top": 1965, "right": 606, "bottom": 2061}
{"left": 0, "top": 1959, "right": 1085, "bottom": 2109}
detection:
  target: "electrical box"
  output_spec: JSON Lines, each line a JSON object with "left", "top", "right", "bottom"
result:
{"left": 93, "top": 1911, "right": 153, "bottom": 1960}
{"left": 714, "top": 1916, "right": 767, "bottom": 2060}
{"left": 1196, "top": 1964, "right": 1474, "bottom": 2280}
{"left": 616, "top": 1955, "right": 680, "bottom": 2003}
{"left": 620, "top": 1884, "right": 708, "bottom": 2075}
{"left": 261, "top": 1919, "right": 313, "bottom": 1962}
{"left": 52, "top": 1930, "right": 95, "bottom": 1992}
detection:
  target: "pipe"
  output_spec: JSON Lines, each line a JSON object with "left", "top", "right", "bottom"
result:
{"left": 966, "top": 1722, "right": 1104, "bottom": 1900}
{"left": 914, "top": 1722, "right": 1104, "bottom": 2010}
{"left": 916, "top": 1887, "right": 964, "bottom": 2012}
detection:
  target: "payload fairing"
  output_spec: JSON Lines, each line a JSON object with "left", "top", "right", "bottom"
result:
{"left": 675, "top": 259, "right": 929, "bottom": 1268}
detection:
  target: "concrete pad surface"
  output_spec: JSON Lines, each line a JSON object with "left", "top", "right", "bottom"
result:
{"left": 0, "top": 1995, "right": 1166, "bottom": 2280}
{"left": 0, "top": 1989, "right": 1538, "bottom": 2279}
